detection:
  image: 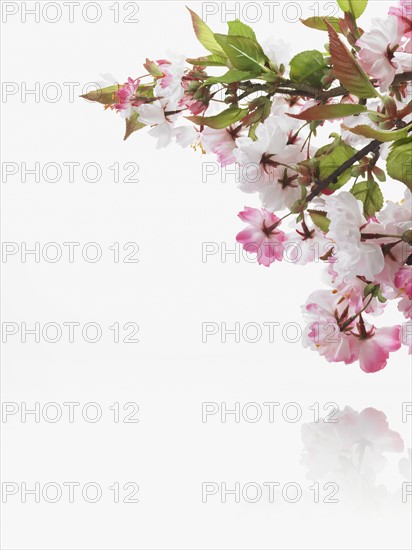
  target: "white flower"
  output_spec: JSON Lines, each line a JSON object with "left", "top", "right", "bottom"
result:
{"left": 174, "top": 125, "right": 198, "bottom": 148}
{"left": 367, "top": 189, "right": 412, "bottom": 294}
{"left": 261, "top": 38, "right": 292, "bottom": 68}
{"left": 138, "top": 101, "right": 174, "bottom": 148}
{"left": 357, "top": 16, "right": 411, "bottom": 91}
{"left": 285, "top": 221, "right": 333, "bottom": 266}
{"left": 138, "top": 101, "right": 197, "bottom": 149}
{"left": 154, "top": 57, "right": 186, "bottom": 105}
{"left": 233, "top": 116, "right": 302, "bottom": 210}
{"left": 325, "top": 192, "right": 385, "bottom": 281}
{"left": 258, "top": 144, "right": 306, "bottom": 211}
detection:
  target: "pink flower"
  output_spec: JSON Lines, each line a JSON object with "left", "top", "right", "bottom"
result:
{"left": 389, "top": 0, "right": 412, "bottom": 52}
{"left": 156, "top": 60, "right": 175, "bottom": 88}
{"left": 179, "top": 95, "right": 206, "bottom": 115}
{"left": 370, "top": 190, "right": 412, "bottom": 297}
{"left": 179, "top": 73, "right": 209, "bottom": 115}
{"left": 236, "top": 207, "right": 287, "bottom": 267}
{"left": 399, "top": 295, "right": 412, "bottom": 319}
{"left": 357, "top": 16, "right": 411, "bottom": 91}
{"left": 396, "top": 266, "right": 412, "bottom": 320}
{"left": 153, "top": 58, "right": 186, "bottom": 106}
{"left": 302, "top": 290, "right": 359, "bottom": 364}
{"left": 200, "top": 126, "right": 241, "bottom": 166}
{"left": 113, "top": 78, "right": 142, "bottom": 117}
{"left": 395, "top": 265, "right": 412, "bottom": 297}
{"left": 326, "top": 263, "right": 386, "bottom": 316}
{"left": 350, "top": 325, "right": 402, "bottom": 373}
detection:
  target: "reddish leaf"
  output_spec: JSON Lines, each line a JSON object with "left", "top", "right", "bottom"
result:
{"left": 288, "top": 103, "right": 367, "bottom": 121}
{"left": 326, "top": 21, "right": 378, "bottom": 98}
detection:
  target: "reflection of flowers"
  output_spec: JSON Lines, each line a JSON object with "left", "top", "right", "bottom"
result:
{"left": 399, "top": 448, "right": 412, "bottom": 480}
{"left": 301, "top": 406, "right": 404, "bottom": 483}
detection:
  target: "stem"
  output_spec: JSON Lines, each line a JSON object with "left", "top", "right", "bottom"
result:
{"left": 361, "top": 233, "right": 403, "bottom": 240}
{"left": 306, "top": 139, "right": 382, "bottom": 203}
{"left": 341, "top": 295, "right": 374, "bottom": 332}
{"left": 235, "top": 71, "right": 412, "bottom": 103}
{"left": 279, "top": 81, "right": 348, "bottom": 100}
{"left": 265, "top": 211, "right": 293, "bottom": 234}
{"left": 164, "top": 109, "right": 187, "bottom": 116}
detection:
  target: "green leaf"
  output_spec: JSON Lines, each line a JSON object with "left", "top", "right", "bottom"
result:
{"left": 341, "top": 123, "right": 412, "bottom": 142}
{"left": 301, "top": 16, "right": 343, "bottom": 33}
{"left": 337, "top": 0, "right": 368, "bottom": 18}
{"left": 319, "top": 142, "right": 358, "bottom": 190}
{"left": 143, "top": 59, "right": 163, "bottom": 77}
{"left": 386, "top": 136, "right": 412, "bottom": 191}
{"left": 186, "top": 54, "right": 228, "bottom": 67}
{"left": 204, "top": 68, "right": 259, "bottom": 85}
{"left": 214, "top": 34, "right": 267, "bottom": 71}
{"left": 326, "top": 22, "right": 378, "bottom": 98}
{"left": 289, "top": 50, "right": 328, "bottom": 88}
{"left": 288, "top": 103, "right": 367, "bottom": 121}
{"left": 228, "top": 20, "right": 256, "bottom": 40}
{"left": 186, "top": 106, "right": 248, "bottom": 129}
{"left": 186, "top": 8, "right": 226, "bottom": 57}
{"left": 308, "top": 210, "right": 331, "bottom": 233}
{"left": 81, "top": 85, "right": 118, "bottom": 105}
{"left": 351, "top": 180, "right": 384, "bottom": 218}
{"left": 124, "top": 112, "right": 145, "bottom": 141}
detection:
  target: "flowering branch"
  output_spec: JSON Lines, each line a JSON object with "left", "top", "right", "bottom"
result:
{"left": 83, "top": 0, "right": 412, "bottom": 373}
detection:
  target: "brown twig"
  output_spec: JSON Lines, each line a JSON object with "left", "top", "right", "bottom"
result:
{"left": 306, "top": 140, "right": 382, "bottom": 202}
{"left": 235, "top": 71, "right": 412, "bottom": 103}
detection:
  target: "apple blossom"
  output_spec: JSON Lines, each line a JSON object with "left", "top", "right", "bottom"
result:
{"left": 395, "top": 265, "right": 412, "bottom": 320}
{"left": 395, "top": 265, "right": 412, "bottom": 296}
{"left": 233, "top": 116, "right": 290, "bottom": 194}
{"left": 302, "top": 290, "right": 359, "bottom": 364}
{"left": 389, "top": 0, "right": 412, "bottom": 52}
{"left": 236, "top": 207, "right": 287, "bottom": 267}
{"left": 350, "top": 322, "right": 402, "bottom": 373}
{"left": 112, "top": 78, "right": 142, "bottom": 118}
{"left": 284, "top": 220, "right": 333, "bottom": 266}
{"left": 137, "top": 101, "right": 177, "bottom": 148}
{"left": 357, "top": 16, "right": 411, "bottom": 91}
{"left": 154, "top": 58, "right": 185, "bottom": 103}
{"left": 200, "top": 126, "right": 242, "bottom": 166}
{"left": 325, "top": 192, "right": 385, "bottom": 282}
{"left": 398, "top": 295, "right": 412, "bottom": 318}
{"left": 233, "top": 116, "right": 308, "bottom": 210}
{"left": 326, "top": 263, "right": 386, "bottom": 315}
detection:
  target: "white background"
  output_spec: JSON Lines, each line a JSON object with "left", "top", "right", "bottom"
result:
{"left": 1, "top": 1, "right": 411, "bottom": 549}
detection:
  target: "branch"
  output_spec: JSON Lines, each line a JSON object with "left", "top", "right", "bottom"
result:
{"left": 279, "top": 80, "right": 348, "bottom": 100}
{"left": 306, "top": 139, "right": 382, "bottom": 202}
{"left": 236, "top": 72, "right": 412, "bottom": 102}
{"left": 306, "top": 122, "right": 412, "bottom": 202}
{"left": 393, "top": 71, "right": 412, "bottom": 85}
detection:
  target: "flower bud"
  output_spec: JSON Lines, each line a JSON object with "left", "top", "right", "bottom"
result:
{"left": 382, "top": 95, "right": 398, "bottom": 119}
{"left": 402, "top": 230, "right": 412, "bottom": 244}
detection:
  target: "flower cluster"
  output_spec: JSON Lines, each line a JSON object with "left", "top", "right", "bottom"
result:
{"left": 83, "top": 0, "right": 412, "bottom": 373}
